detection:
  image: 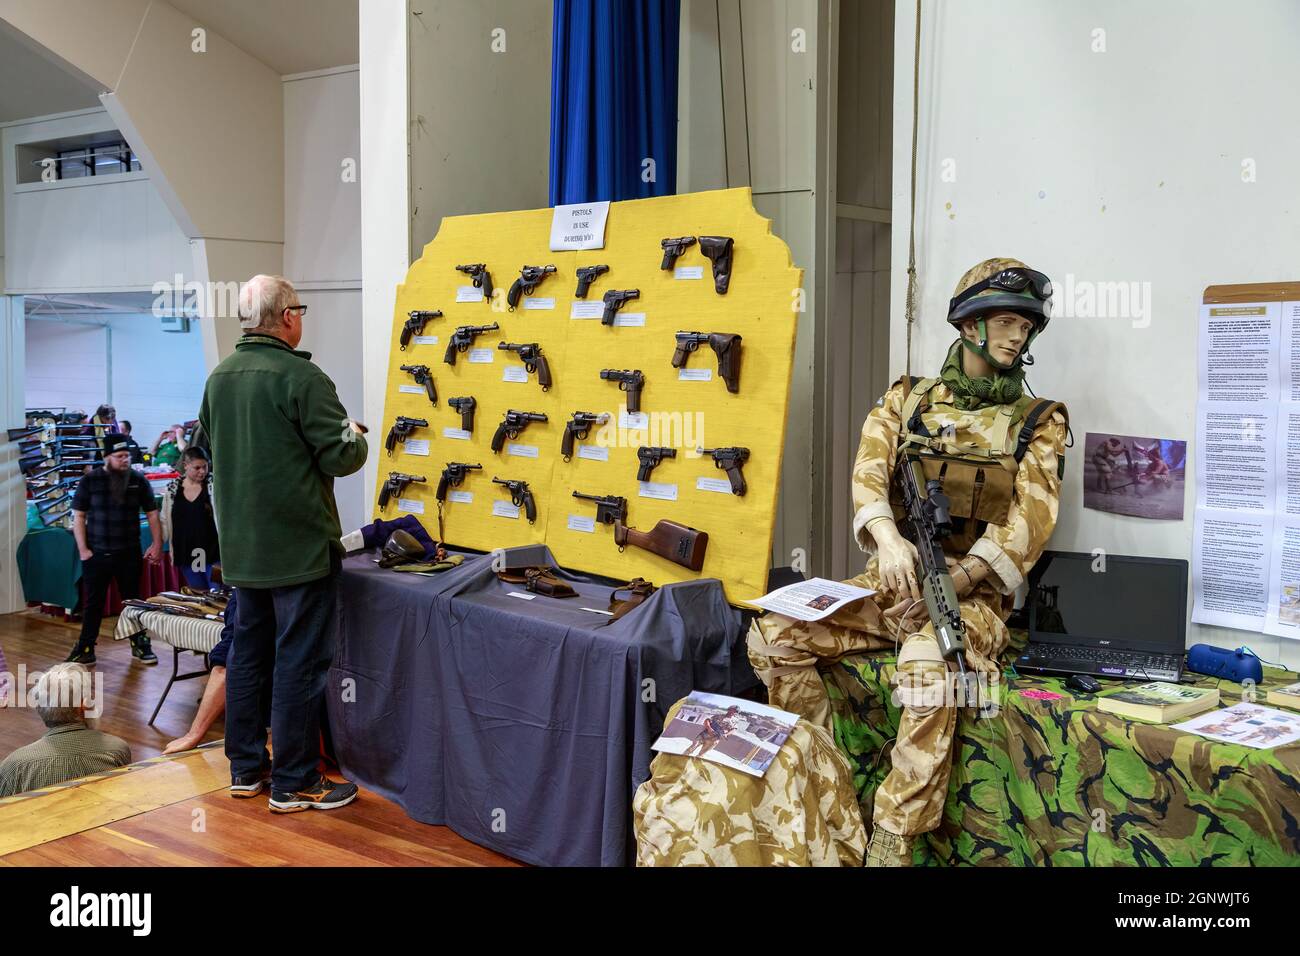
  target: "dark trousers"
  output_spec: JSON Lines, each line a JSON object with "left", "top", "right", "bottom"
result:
{"left": 224, "top": 556, "right": 340, "bottom": 793}
{"left": 77, "top": 550, "right": 142, "bottom": 647}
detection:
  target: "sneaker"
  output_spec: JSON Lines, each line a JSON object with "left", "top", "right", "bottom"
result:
{"left": 268, "top": 775, "right": 359, "bottom": 814}
{"left": 65, "top": 644, "right": 96, "bottom": 665}
{"left": 129, "top": 634, "right": 158, "bottom": 665}
{"left": 229, "top": 772, "right": 271, "bottom": 799}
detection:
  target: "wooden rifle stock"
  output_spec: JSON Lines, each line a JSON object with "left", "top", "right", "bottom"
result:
{"left": 613, "top": 519, "right": 708, "bottom": 571}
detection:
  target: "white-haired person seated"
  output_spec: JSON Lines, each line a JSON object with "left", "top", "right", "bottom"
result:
{"left": 0, "top": 663, "right": 131, "bottom": 797}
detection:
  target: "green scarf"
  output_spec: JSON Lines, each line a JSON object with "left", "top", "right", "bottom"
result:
{"left": 939, "top": 339, "right": 1024, "bottom": 410}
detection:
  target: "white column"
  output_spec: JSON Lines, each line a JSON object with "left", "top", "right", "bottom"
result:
{"left": 0, "top": 294, "right": 26, "bottom": 613}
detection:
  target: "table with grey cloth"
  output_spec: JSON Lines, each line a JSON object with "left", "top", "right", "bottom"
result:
{"left": 326, "top": 547, "right": 757, "bottom": 866}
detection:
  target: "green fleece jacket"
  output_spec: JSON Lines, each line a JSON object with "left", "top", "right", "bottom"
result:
{"left": 199, "top": 334, "right": 368, "bottom": 588}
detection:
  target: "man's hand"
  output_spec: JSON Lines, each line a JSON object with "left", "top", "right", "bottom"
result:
{"left": 79, "top": 547, "right": 93, "bottom": 561}
{"left": 144, "top": 541, "right": 162, "bottom": 563}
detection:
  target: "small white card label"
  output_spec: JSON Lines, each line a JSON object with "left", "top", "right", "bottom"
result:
{"left": 448, "top": 490, "right": 473, "bottom": 504}
{"left": 508, "top": 591, "right": 538, "bottom": 601}
{"left": 678, "top": 367, "right": 713, "bottom": 382}
{"left": 402, "top": 439, "right": 430, "bottom": 456}
{"left": 397, "top": 498, "right": 425, "bottom": 515}
{"left": 412, "top": 335, "right": 439, "bottom": 346}
{"left": 567, "top": 514, "right": 596, "bottom": 533}
{"left": 612, "top": 312, "right": 646, "bottom": 328}
{"left": 638, "top": 481, "right": 678, "bottom": 501}
{"left": 619, "top": 410, "right": 649, "bottom": 431}
{"left": 443, "top": 427, "right": 471, "bottom": 441}
{"left": 582, "top": 607, "right": 616, "bottom": 616}
{"left": 502, "top": 365, "right": 530, "bottom": 383}
{"left": 576, "top": 444, "right": 609, "bottom": 462}
{"left": 456, "top": 286, "right": 486, "bottom": 303}
{"left": 468, "top": 348, "right": 494, "bottom": 364}
{"left": 674, "top": 266, "right": 705, "bottom": 280}
{"left": 697, "top": 476, "right": 733, "bottom": 494}
{"left": 492, "top": 500, "right": 521, "bottom": 519}
{"left": 550, "top": 200, "right": 611, "bottom": 251}
{"left": 399, "top": 384, "right": 427, "bottom": 395}
{"left": 507, "top": 443, "right": 539, "bottom": 458}
{"left": 570, "top": 301, "right": 605, "bottom": 320}
{"left": 523, "top": 297, "right": 555, "bottom": 311}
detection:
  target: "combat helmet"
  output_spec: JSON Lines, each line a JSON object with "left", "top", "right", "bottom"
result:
{"left": 947, "top": 257, "right": 1052, "bottom": 369}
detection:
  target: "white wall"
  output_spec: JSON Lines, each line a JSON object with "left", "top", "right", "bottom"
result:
{"left": 891, "top": 0, "right": 1300, "bottom": 668}
{"left": 24, "top": 312, "right": 205, "bottom": 442}
{"left": 2, "top": 109, "right": 193, "bottom": 293}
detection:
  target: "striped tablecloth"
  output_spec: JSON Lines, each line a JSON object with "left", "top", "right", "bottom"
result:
{"left": 113, "top": 606, "right": 224, "bottom": 654}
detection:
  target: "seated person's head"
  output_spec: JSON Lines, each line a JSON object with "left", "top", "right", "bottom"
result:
{"left": 35, "top": 663, "right": 96, "bottom": 727}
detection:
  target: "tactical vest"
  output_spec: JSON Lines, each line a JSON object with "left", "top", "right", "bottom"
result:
{"left": 888, "top": 376, "right": 1067, "bottom": 547}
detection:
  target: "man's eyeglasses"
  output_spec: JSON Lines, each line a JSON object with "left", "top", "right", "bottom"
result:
{"left": 284, "top": 304, "right": 309, "bottom": 316}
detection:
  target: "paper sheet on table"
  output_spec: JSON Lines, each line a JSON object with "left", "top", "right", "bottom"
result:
{"left": 748, "top": 577, "right": 875, "bottom": 622}
{"left": 1171, "top": 702, "right": 1300, "bottom": 749}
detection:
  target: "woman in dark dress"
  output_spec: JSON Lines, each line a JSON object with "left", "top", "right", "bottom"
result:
{"left": 162, "top": 447, "right": 221, "bottom": 589}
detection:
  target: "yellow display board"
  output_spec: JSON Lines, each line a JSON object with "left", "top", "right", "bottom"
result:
{"left": 377, "top": 187, "right": 801, "bottom": 602}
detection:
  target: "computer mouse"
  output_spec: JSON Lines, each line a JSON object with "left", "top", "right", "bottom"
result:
{"left": 1067, "top": 673, "right": 1101, "bottom": 694}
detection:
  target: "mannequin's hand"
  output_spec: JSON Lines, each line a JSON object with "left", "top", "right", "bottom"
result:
{"left": 945, "top": 556, "right": 975, "bottom": 598}
{"left": 873, "top": 522, "right": 921, "bottom": 601}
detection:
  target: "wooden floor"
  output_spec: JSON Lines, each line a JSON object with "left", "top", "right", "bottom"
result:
{"left": 0, "top": 609, "right": 521, "bottom": 867}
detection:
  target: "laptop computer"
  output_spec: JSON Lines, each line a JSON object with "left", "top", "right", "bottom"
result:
{"left": 1015, "top": 550, "right": 1189, "bottom": 682}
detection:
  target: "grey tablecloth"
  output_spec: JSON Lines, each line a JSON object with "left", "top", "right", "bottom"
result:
{"left": 326, "top": 548, "right": 756, "bottom": 866}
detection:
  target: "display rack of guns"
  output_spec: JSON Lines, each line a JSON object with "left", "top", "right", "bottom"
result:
{"left": 700, "top": 446, "right": 750, "bottom": 496}
{"left": 599, "top": 369, "right": 644, "bottom": 414}
{"left": 497, "top": 342, "right": 552, "bottom": 390}
{"left": 574, "top": 264, "right": 609, "bottom": 298}
{"left": 401, "top": 310, "right": 444, "bottom": 350}
{"left": 378, "top": 472, "right": 427, "bottom": 511}
{"left": 561, "top": 411, "right": 609, "bottom": 461}
{"left": 399, "top": 364, "right": 437, "bottom": 405}
{"left": 385, "top": 416, "right": 428, "bottom": 456}
{"left": 444, "top": 322, "right": 500, "bottom": 366}
{"left": 507, "top": 264, "right": 557, "bottom": 310}
{"left": 698, "top": 236, "right": 734, "bottom": 294}
{"left": 601, "top": 289, "right": 640, "bottom": 326}
{"left": 492, "top": 477, "right": 537, "bottom": 523}
{"left": 660, "top": 236, "right": 696, "bottom": 270}
{"left": 671, "top": 331, "right": 743, "bottom": 393}
{"left": 455, "top": 263, "right": 494, "bottom": 301}
{"left": 615, "top": 518, "right": 708, "bottom": 571}
{"left": 448, "top": 396, "right": 476, "bottom": 434}
{"left": 491, "top": 409, "right": 548, "bottom": 453}
{"left": 636, "top": 446, "right": 676, "bottom": 482}
{"left": 896, "top": 449, "right": 975, "bottom": 704}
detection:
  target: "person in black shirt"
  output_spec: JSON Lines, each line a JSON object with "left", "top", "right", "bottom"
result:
{"left": 118, "top": 420, "right": 146, "bottom": 465}
{"left": 162, "top": 447, "right": 220, "bottom": 589}
{"left": 67, "top": 433, "right": 162, "bottom": 665}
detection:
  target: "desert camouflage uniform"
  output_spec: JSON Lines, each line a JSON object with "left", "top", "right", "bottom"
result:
{"left": 748, "top": 376, "right": 1067, "bottom": 837}
{"left": 633, "top": 698, "right": 868, "bottom": 866}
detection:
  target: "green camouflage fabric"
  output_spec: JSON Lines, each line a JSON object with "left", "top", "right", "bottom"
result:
{"left": 825, "top": 644, "right": 1300, "bottom": 867}
{"left": 633, "top": 699, "right": 868, "bottom": 866}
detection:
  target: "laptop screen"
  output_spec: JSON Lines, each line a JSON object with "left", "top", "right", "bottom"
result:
{"left": 1028, "top": 550, "right": 1188, "bottom": 653}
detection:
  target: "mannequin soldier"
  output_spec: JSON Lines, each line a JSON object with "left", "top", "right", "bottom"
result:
{"left": 747, "top": 258, "right": 1068, "bottom": 866}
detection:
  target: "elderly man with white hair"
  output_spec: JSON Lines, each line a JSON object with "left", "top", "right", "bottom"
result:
{"left": 0, "top": 663, "right": 131, "bottom": 797}
{"left": 199, "top": 274, "right": 368, "bottom": 813}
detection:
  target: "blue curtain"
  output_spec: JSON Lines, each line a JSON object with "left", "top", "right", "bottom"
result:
{"left": 549, "top": 0, "right": 680, "bottom": 206}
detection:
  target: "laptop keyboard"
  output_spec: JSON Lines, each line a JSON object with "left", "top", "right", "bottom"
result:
{"left": 1019, "top": 644, "right": 1183, "bottom": 679}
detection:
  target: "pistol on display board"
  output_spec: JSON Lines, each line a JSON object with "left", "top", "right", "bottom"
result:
{"left": 436, "top": 461, "right": 482, "bottom": 501}
{"left": 447, "top": 396, "right": 476, "bottom": 434}
{"left": 385, "top": 416, "right": 428, "bottom": 456}
{"left": 507, "top": 264, "right": 558, "bottom": 310}
{"left": 491, "top": 409, "right": 549, "bottom": 453}
{"left": 636, "top": 446, "right": 676, "bottom": 482}
{"left": 700, "top": 446, "right": 750, "bottom": 496}
{"left": 401, "top": 310, "right": 444, "bottom": 350}
{"left": 562, "top": 411, "right": 610, "bottom": 461}
{"left": 599, "top": 368, "right": 644, "bottom": 414}
{"left": 493, "top": 477, "right": 537, "bottom": 523}
{"left": 601, "top": 289, "right": 639, "bottom": 326}
{"left": 378, "top": 472, "right": 426, "bottom": 511}
{"left": 399, "top": 364, "right": 437, "bottom": 405}
{"left": 572, "top": 491, "right": 708, "bottom": 571}
{"left": 497, "top": 342, "right": 552, "bottom": 390}
{"left": 660, "top": 236, "right": 696, "bottom": 270}
{"left": 574, "top": 265, "right": 609, "bottom": 299}
{"left": 672, "top": 331, "right": 743, "bottom": 393}
{"left": 455, "top": 263, "right": 494, "bottom": 300}
{"left": 444, "top": 323, "right": 500, "bottom": 366}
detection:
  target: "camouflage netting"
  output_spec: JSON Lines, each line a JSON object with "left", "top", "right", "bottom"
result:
{"left": 824, "top": 646, "right": 1300, "bottom": 867}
